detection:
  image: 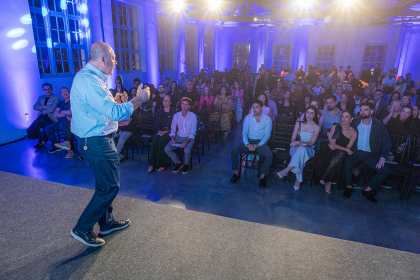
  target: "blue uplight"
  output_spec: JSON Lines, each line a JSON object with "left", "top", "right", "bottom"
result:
{"left": 7, "top": 28, "right": 25, "bottom": 38}
{"left": 47, "top": 38, "right": 52, "bottom": 48}
{"left": 79, "top": 3, "right": 88, "bottom": 13}
{"left": 20, "top": 14, "right": 32, "bottom": 24}
{"left": 42, "top": 7, "right": 48, "bottom": 17}
{"left": 82, "top": 18, "right": 89, "bottom": 27}
{"left": 32, "top": 45, "right": 36, "bottom": 53}
{"left": 60, "top": 0, "right": 67, "bottom": 10}
{"left": 12, "top": 40, "right": 29, "bottom": 50}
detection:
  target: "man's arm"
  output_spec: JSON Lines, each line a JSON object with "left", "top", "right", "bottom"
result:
{"left": 379, "top": 124, "right": 392, "bottom": 159}
{"left": 43, "top": 97, "right": 60, "bottom": 114}
{"left": 33, "top": 96, "right": 43, "bottom": 111}
{"left": 242, "top": 116, "right": 250, "bottom": 145}
{"left": 258, "top": 117, "right": 272, "bottom": 146}
{"left": 169, "top": 114, "right": 177, "bottom": 138}
{"left": 188, "top": 114, "right": 197, "bottom": 140}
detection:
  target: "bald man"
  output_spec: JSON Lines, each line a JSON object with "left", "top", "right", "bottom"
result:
{"left": 70, "top": 42, "right": 149, "bottom": 247}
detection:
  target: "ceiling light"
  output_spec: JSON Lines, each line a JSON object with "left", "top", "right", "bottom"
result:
{"left": 173, "top": 0, "right": 183, "bottom": 11}
{"left": 299, "top": 0, "right": 314, "bottom": 7}
{"left": 209, "top": 0, "right": 220, "bottom": 10}
{"left": 342, "top": 0, "right": 356, "bottom": 6}
{"left": 253, "top": 17, "right": 258, "bottom": 21}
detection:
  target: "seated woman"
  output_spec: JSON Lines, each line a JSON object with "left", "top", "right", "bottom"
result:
{"left": 297, "top": 94, "right": 312, "bottom": 116}
{"left": 401, "top": 95, "right": 412, "bottom": 107}
{"left": 298, "top": 100, "right": 324, "bottom": 128}
{"left": 196, "top": 77, "right": 206, "bottom": 94}
{"left": 314, "top": 110, "right": 357, "bottom": 194}
{"left": 232, "top": 81, "right": 245, "bottom": 123}
{"left": 382, "top": 101, "right": 401, "bottom": 126}
{"left": 249, "top": 92, "right": 274, "bottom": 120}
{"left": 148, "top": 95, "right": 176, "bottom": 172}
{"left": 198, "top": 86, "right": 214, "bottom": 110}
{"left": 167, "top": 81, "right": 181, "bottom": 105}
{"left": 276, "top": 105, "right": 321, "bottom": 190}
{"left": 337, "top": 92, "right": 355, "bottom": 114}
{"left": 277, "top": 90, "right": 296, "bottom": 117}
{"left": 289, "top": 82, "right": 302, "bottom": 101}
{"left": 116, "top": 95, "right": 139, "bottom": 161}
{"left": 213, "top": 86, "right": 234, "bottom": 140}
{"left": 384, "top": 105, "right": 413, "bottom": 135}
{"left": 208, "top": 77, "right": 219, "bottom": 96}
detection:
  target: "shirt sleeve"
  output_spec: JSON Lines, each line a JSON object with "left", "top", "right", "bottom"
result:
{"left": 242, "top": 116, "right": 250, "bottom": 146}
{"left": 169, "top": 114, "right": 177, "bottom": 137}
{"left": 258, "top": 117, "right": 272, "bottom": 146}
{"left": 33, "top": 97, "right": 43, "bottom": 111}
{"left": 84, "top": 75, "right": 133, "bottom": 121}
{"left": 189, "top": 114, "right": 197, "bottom": 140}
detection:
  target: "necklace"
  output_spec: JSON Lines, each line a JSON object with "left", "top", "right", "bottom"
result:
{"left": 306, "top": 121, "right": 315, "bottom": 125}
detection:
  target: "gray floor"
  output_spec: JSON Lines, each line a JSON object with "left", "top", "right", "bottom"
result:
{"left": 1, "top": 171, "right": 419, "bottom": 280}
{"left": 0, "top": 125, "right": 419, "bottom": 256}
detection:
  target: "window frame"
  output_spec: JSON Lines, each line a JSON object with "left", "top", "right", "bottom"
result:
{"left": 232, "top": 43, "right": 251, "bottom": 71}
{"left": 272, "top": 43, "right": 292, "bottom": 75}
{"left": 157, "top": 14, "right": 173, "bottom": 70}
{"left": 314, "top": 44, "right": 337, "bottom": 71}
{"left": 361, "top": 44, "right": 388, "bottom": 74}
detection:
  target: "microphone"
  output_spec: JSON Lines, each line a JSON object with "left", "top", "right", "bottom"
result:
{"left": 116, "top": 75, "right": 124, "bottom": 94}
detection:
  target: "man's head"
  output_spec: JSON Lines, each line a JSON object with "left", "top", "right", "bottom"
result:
{"left": 158, "top": 83, "right": 165, "bottom": 93}
{"left": 180, "top": 97, "right": 192, "bottom": 111}
{"left": 360, "top": 102, "right": 374, "bottom": 119}
{"left": 347, "top": 66, "right": 351, "bottom": 70}
{"left": 339, "top": 66, "right": 343, "bottom": 71}
{"left": 252, "top": 100, "right": 263, "bottom": 116}
{"left": 345, "top": 83, "right": 352, "bottom": 91}
{"left": 374, "top": 89, "right": 383, "bottom": 101}
{"left": 88, "top": 42, "right": 116, "bottom": 75}
{"left": 316, "top": 81, "right": 321, "bottom": 88}
{"left": 323, "top": 70, "right": 329, "bottom": 77}
{"left": 277, "top": 81, "right": 282, "bottom": 89}
{"left": 186, "top": 81, "right": 193, "bottom": 91}
{"left": 324, "top": 95, "right": 337, "bottom": 111}
{"left": 400, "top": 106, "right": 412, "bottom": 121}
{"left": 180, "top": 72, "right": 185, "bottom": 78}
{"left": 42, "top": 83, "right": 53, "bottom": 97}
{"left": 60, "top": 87, "right": 70, "bottom": 99}
{"left": 164, "top": 78, "right": 170, "bottom": 86}
{"left": 299, "top": 65, "right": 303, "bottom": 71}
{"left": 375, "top": 63, "right": 379, "bottom": 68}
{"left": 364, "top": 86, "right": 371, "bottom": 96}
{"left": 133, "top": 78, "right": 141, "bottom": 88}
{"left": 406, "top": 73, "right": 411, "bottom": 80}
{"left": 336, "top": 85, "right": 343, "bottom": 95}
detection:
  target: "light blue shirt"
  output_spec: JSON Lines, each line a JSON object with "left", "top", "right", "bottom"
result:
{"left": 70, "top": 63, "right": 134, "bottom": 138}
{"left": 242, "top": 113, "right": 272, "bottom": 146}
{"left": 357, "top": 119, "right": 372, "bottom": 152}
{"left": 321, "top": 108, "right": 342, "bottom": 129}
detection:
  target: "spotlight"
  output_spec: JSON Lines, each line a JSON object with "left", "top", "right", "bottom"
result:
{"left": 7, "top": 28, "right": 25, "bottom": 38}
{"left": 299, "top": 0, "right": 314, "bottom": 7}
{"left": 47, "top": 38, "right": 52, "bottom": 48}
{"left": 32, "top": 45, "right": 36, "bottom": 53}
{"left": 82, "top": 18, "right": 89, "bottom": 27}
{"left": 60, "top": 0, "right": 67, "bottom": 10}
{"left": 79, "top": 3, "right": 88, "bottom": 13}
{"left": 253, "top": 17, "right": 258, "bottom": 21}
{"left": 12, "top": 39, "right": 28, "bottom": 50}
{"left": 20, "top": 14, "right": 32, "bottom": 24}
{"left": 42, "top": 7, "right": 48, "bottom": 17}
{"left": 173, "top": 0, "right": 183, "bottom": 11}
{"left": 342, "top": 0, "right": 356, "bottom": 5}
{"left": 209, "top": 0, "right": 220, "bottom": 10}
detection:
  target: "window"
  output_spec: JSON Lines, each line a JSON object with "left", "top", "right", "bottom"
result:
{"left": 362, "top": 45, "right": 387, "bottom": 72}
{"left": 272, "top": 44, "right": 292, "bottom": 75}
{"left": 204, "top": 29, "right": 214, "bottom": 66}
{"left": 314, "top": 45, "right": 336, "bottom": 71}
{"left": 112, "top": 1, "right": 140, "bottom": 71}
{"left": 233, "top": 43, "right": 250, "bottom": 70}
{"left": 157, "top": 14, "right": 173, "bottom": 70}
{"left": 185, "top": 24, "right": 196, "bottom": 67}
{"left": 29, "top": 0, "right": 89, "bottom": 76}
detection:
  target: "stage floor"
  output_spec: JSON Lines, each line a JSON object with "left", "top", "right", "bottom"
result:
{"left": 0, "top": 124, "right": 419, "bottom": 257}
{"left": 1, "top": 171, "right": 419, "bottom": 279}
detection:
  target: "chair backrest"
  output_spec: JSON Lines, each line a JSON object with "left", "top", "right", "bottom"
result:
{"left": 273, "top": 124, "right": 294, "bottom": 151}
{"left": 275, "top": 115, "right": 295, "bottom": 125}
{"left": 139, "top": 112, "right": 156, "bottom": 134}
{"left": 277, "top": 109, "right": 296, "bottom": 119}
{"left": 388, "top": 134, "right": 410, "bottom": 164}
{"left": 407, "top": 136, "right": 420, "bottom": 164}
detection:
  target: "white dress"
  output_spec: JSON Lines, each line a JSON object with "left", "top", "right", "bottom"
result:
{"left": 288, "top": 131, "right": 315, "bottom": 183}
{"left": 235, "top": 91, "right": 243, "bottom": 123}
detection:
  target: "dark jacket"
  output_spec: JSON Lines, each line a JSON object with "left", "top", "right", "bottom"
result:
{"left": 351, "top": 116, "right": 391, "bottom": 158}
{"left": 155, "top": 107, "right": 176, "bottom": 132}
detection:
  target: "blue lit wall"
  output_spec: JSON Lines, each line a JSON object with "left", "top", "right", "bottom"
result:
{"left": 401, "top": 27, "right": 420, "bottom": 82}
{"left": 0, "top": 0, "right": 43, "bottom": 144}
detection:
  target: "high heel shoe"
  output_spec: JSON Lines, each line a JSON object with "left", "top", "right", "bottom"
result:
{"left": 294, "top": 185, "right": 300, "bottom": 191}
{"left": 276, "top": 172, "right": 285, "bottom": 179}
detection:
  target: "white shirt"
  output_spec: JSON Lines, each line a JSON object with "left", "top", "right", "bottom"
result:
{"left": 170, "top": 111, "right": 197, "bottom": 140}
{"left": 357, "top": 119, "right": 372, "bottom": 152}
{"left": 383, "top": 77, "right": 397, "bottom": 87}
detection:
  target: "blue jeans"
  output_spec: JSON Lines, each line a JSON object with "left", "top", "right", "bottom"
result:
{"left": 75, "top": 135, "right": 119, "bottom": 232}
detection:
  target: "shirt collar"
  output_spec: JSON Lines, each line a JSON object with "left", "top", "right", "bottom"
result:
{"left": 85, "top": 63, "right": 107, "bottom": 82}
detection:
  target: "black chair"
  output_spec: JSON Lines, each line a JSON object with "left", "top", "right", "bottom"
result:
{"left": 405, "top": 136, "right": 420, "bottom": 200}
{"left": 125, "top": 110, "right": 155, "bottom": 161}
{"left": 172, "top": 140, "right": 201, "bottom": 169}
{"left": 237, "top": 151, "right": 265, "bottom": 178}
{"left": 194, "top": 109, "right": 212, "bottom": 155}
{"left": 272, "top": 123, "right": 295, "bottom": 170}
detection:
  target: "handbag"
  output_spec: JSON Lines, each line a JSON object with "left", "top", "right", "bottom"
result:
{"left": 296, "top": 121, "right": 301, "bottom": 141}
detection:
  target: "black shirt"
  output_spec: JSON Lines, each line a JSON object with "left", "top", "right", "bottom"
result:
{"left": 386, "top": 117, "right": 412, "bottom": 135}
{"left": 179, "top": 89, "right": 200, "bottom": 104}
{"left": 155, "top": 108, "right": 176, "bottom": 131}
{"left": 57, "top": 100, "right": 71, "bottom": 122}
{"left": 294, "top": 70, "right": 305, "bottom": 79}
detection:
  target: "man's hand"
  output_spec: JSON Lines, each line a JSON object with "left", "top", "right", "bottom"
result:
{"left": 171, "top": 138, "right": 176, "bottom": 145}
{"left": 253, "top": 144, "right": 260, "bottom": 150}
{"left": 66, "top": 115, "right": 72, "bottom": 121}
{"left": 247, "top": 144, "right": 255, "bottom": 151}
{"left": 131, "top": 84, "right": 150, "bottom": 109}
{"left": 121, "top": 92, "right": 128, "bottom": 103}
{"left": 181, "top": 140, "right": 188, "bottom": 148}
{"left": 114, "top": 93, "right": 122, "bottom": 104}
{"left": 376, "top": 157, "right": 386, "bottom": 169}
{"left": 43, "top": 105, "right": 51, "bottom": 109}
{"left": 157, "top": 131, "right": 163, "bottom": 136}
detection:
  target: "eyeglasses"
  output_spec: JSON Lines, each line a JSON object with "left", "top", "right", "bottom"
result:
{"left": 163, "top": 99, "right": 171, "bottom": 102}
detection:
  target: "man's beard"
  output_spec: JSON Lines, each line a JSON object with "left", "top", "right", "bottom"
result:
{"left": 360, "top": 114, "right": 370, "bottom": 119}
{"left": 327, "top": 106, "right": 334, "bottom": 111}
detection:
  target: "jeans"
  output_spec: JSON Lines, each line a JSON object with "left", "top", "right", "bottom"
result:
{"left": 116, "top": 131, "right": 133, "bottom": 154}
{"left": 75, "top": 135, "right": 119, "bottom": 232}
{"left": 149, "top": 133, "right": 171, "bottom": 168}
{"left": 345, "top": 150, "right": 389, "bottom": 190}
{"left": 45, "top": 121, "right": 71, "bottom": 148}
{"left": 26, "top": 114, "right": 53, "bottom": 143}
{"left": 164, "top": 134, "right": 195, "bottom": 165}
{"left": 231, "top": 139, "right": 273, "bottom": 175}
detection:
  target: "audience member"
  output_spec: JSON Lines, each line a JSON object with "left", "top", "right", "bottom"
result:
{"left": 178, "top": 81, "right": 200, "bottom": 108}
{"left": 320, "top": 70, "right": 331, "bottom": 88}
{"left": 208, "top": 77, "right": 219, "bottom": 96}
{"left": 27, "top": 83, "right": 61, "bottom": 149}
{"left": 297, "top": 94, "right": 312, "bottom": 115}
{"left": 45, "top": 87, "right": 73, "bottom": 157}
{"left": 277, "top": 105, "right": 321, "bottom": 190}
{"left": 401, "top": 95, "right": 412, "bottom": 107}
{"left": 148, "top": 95, "right": 176, "bottom": 172}
{"left": 385, "top": 105, "right": 413, "bottom": 135}
{"left": 229, "top": 63, "right": 239, "bottom": 84}
{"left": 373, "top": 89, "right": 388, "bottom": 118}
{"left": 294, "top": 65, "right": 305, "bottom": 80}
{"left": 337, "top": 66, "right": 346, "bottom": 82}
{"left": 163, "top": 78, "right": 171, "bottom": 94}
{"left": 251, "top": 92, "right": 274, "bottom": 121}
{"left": 314, "top": 110, "right": 357, "bottom": 194}
{"left": 306, "top": 67, "right": 320, "bottom": 87}
{"left": 267, "top": 67, "right": 279, "bottom": 90}
{"left": 164, "top": 97, "right": 197, "bottom": 175}
{"left": 361, "top": 65, "right": 372, "bottom": 83}
{"left": 349, "top": 74, "right": 363, "bottom": 93}
{"left": 213, "top": 86, "right": 234, "bottom": 140}
{"left": 219, "top": 77, "right": 230, "bottom": 90}
{"left": 264, "top": 90, "right": 277, "bottom": 122}
{"left": 253, "top": 68, "right": 267, "bottom": 97}
{"left": 271, "top": 81, "right": 285, "bottom": 101}
{"left": 393, "top": 76, "right": 406, "bottom": 95}
{"left": 404, "top": 73, "right": 416, "bottom": 91}
{"left": 382, "top": 71, "right": 397, "bottom": 95}
{"left": 198, "top": 86, "right": 214, "bottom": 110}
{"left": 321, "top": 95, "right": 342, "bottom": 130}
{"left": 343, "top": 83, "right": 356, "bottom": 99}
{"left": 167, "top": 81, "right": 181, "bottom": 104}
{"left": 312, "top": 81, "right": 323, "bottom": 97}
{"left": 372, "top": 63, "right": 382, "bottom": 81}
{"left": 344, "top": 66, "right": 353, "bottom": 81}
{"left": 299, "top": 100, "right": 324, "bottom": 128}
{"left": 154, "top": 84, "right": 167, "bottom": 110}
{"left": 290, "top": 82, "right": 302, "bottom": 101}
{"left": 230, "top": 100, "right": 273, "bottom": 188}
{"left": 133, "top": 78, "right": 141, "bottom": 89}
{"left": 343, "top": 102, "right": 391, "bottom": 203}
{"left": 232, "top": 81, "right": 245, "bottom": 123}
{"left": 337, "top": 92, "right": 355, "bottom": 115}
{"left": 277, "top": 90, "right": 296, "bottom": 117}
{"left": 198, "top": 68, "right": 208, "bottom": 83}
{"left": 177, "top": 72, "right": 188, "bottom": 90}
{"left": 284, "top": 68, "right": 296, "bottom": 85}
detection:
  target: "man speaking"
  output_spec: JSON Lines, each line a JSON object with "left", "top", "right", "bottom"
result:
{"left": 70, "top": 42, "right": 149, "bottom": 247}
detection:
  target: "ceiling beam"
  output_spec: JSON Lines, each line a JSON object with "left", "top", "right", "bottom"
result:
{"left": 369, "top": 18, "right": 420, "bottom": 25}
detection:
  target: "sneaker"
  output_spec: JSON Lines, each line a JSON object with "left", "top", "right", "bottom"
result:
{"left": 118, "top": 153, "right": 125, "bottom": 161}
{"left": 182, "top": 164, "right": 190, "bottom": 174}
{"left": 259, "top": 177, "right": 267, "bottom": 188}
{"left": 79, "top": 156, "right": 84, "bottom": 161}
{"left": 173, "top": 163, "right": 183, "bottom": 173}
{"left": 66, "top": 150, "right": 75, "bottom": 159}
{"left": 55, "top": 141, "right": 71, "bottom": 150}
{"left": 99, "top": 219, "right": 131, "bottom": 236}
{"left": 70, "top": 228, "right": 105, "bottom": 247}
{"left": 48, "top": 147, "right": 61, "bottom": 153}
{"left": 34, "top": 143, "right": 44, "bottom": 149}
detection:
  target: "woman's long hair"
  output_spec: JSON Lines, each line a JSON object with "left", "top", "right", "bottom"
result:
{"left": 302, "top": 105, "right": 319, "bottom": 125}
{"left": 388, "top": 91, "right": 401, "bottom": 105}
{"left": 167, "top": 81, "right": 178, "bottom": 95}
{"left": 256, "top": 92, "right": 268, "bottom": 106}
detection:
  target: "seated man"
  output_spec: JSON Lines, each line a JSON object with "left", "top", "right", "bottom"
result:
{"left": 343, "top": 102, "right": 391, "bottom": 203}
{"left": 178, "top": 81, "right": 200, "bottom": 108}
{"left": 321, "top": 95, "right": 342, "bottom": 139}
{"left": 45, "top": 87, "right": 73, "bottom": 158}
{"left": 164, "top": 97, "right": 197, "bottom": 175}
{"left": 27, "top": 83, "right": 61, "bottom": 149}
{"left": 230, "top": 100, "right": 273, "bottom": 188}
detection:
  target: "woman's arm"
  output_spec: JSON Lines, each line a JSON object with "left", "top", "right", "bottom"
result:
{"left": 223, "top": 97, "right": 234, "bottom": 110}
{"left": 300, "top": 125, "right": 321, "bottom": 147}
{"left": 267, "top": 107, "right": 273, "bottom": 121}
{"left": 290, "top": 122, "right": 300, "bottom": 145}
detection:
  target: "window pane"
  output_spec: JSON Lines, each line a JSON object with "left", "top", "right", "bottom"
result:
{"left": 34, "top": 0, "right": 42, "bottom": 8}
{"left": 56, "top": 61, "right": 63, "bottom": 73}
{"left": 36, "top": 13, "right": 44, "bottom": 27}
{"left": 55, "top": 0, "right": 62, "bottom": 12}
{"left": 63, "top": 61, "right": 70, "bottom": 72}
{"left": 59, "top": 31, "right": 65, "bottom": 43}
{"left": 72, "top": 49, "right": 79, "bottom": 60}
{"left": 54, "top": 48, "right": 61, "bottom": 60}
{"left": 58, "top": 17, "right": 64, "bottom": 30}
{"left": 47, "top": 0, "right": 55, "bottom": 10}
{"left": 67, "top": 2, "right": 73, "bottom": 14}
{"left": 62, "top": 48, "right": 68, "bottom": 60}
{"left": 38, "top": 61, "right": 43, "bottom": 74}
{"left": 74, "top": 61, "right": 81, "bottom": 72}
